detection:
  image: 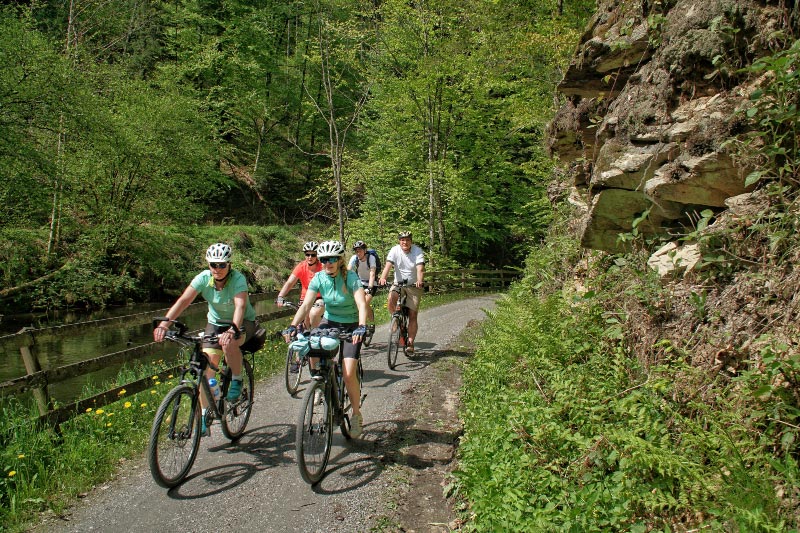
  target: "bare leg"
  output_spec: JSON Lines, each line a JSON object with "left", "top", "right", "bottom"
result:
{"left": 343, "top": 358, "right": 361, "bottom": 416}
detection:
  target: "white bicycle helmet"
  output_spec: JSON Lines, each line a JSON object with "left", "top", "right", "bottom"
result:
{"left": 398, "top": 231, "right": 412, "bottom": 239}
{"left": 205, "top": 243, "right": 232, "bottom": 262}
{"left": 352, "top": 240, "right": 367, "bottom": 251}
{"left": 302, "top": 241, "right": 319, "bottom": 252}
{"left": 317, "top": 240, "right": 344, "bottom": 259}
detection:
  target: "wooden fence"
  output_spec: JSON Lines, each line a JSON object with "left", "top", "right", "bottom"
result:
{"left": 0, "top": 269, "right": 519, "bottom": 426}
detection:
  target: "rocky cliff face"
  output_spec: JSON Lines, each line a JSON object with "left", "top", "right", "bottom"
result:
{"left": 548, "top": 0, "right": 790, "bottom": 256}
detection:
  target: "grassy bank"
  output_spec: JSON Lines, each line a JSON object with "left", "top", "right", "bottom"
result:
{"left": 455, "top": 229, "right": 799, "bottom": 531}
{"left": 0, "top": 290, "right": 480, "bottom": 532}
{"left": 1, "top": 223, "right": 328, "bottom": 314}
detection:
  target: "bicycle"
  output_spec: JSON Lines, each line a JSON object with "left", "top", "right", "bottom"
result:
{"left": 147, "top": 317, "right": 265, "bottom": 488}
{"left": 387, "top": 279, "right": 411, "bottom": 370}
{"left": 293, "top": 328, "right": 365, "bottom": 485}
{"left": 280, "top": 300, "right": 310, "bottom": 396}
{"left": 361, "top": 286, "right": 377, "bottom": 348}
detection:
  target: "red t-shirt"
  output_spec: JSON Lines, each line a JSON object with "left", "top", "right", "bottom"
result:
{"left": 292, "top": 261, "right": 323, "bottom": 300}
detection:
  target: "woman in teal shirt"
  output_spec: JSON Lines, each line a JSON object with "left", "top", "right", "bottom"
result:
{"left": 285, "top": 240, "right": 368, "bottom": 438}
{"left": 153, "top": 243, "right": 257, "bottom": 432}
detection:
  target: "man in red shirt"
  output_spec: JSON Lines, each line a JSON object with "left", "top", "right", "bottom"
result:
{"left": 276, "top": 241, "right": 324, "bottom": 329}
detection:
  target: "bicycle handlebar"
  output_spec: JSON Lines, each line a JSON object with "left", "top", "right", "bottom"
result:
{"left": 152, "top": 317, "right": 222, "bottom": 345}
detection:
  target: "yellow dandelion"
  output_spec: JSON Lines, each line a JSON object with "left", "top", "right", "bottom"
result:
{"left": 155, "top": 381, "right": 161, "bottom": 385}
{"left": 152, "top": 375, "right": 158, "bottom": 380}
{"left": 8, "top": 471, "right": 16, "bottom": 477}
{"left": 106, "top": 423, "right": 112, "bottom": 427}
{"left": 167, "top": 375, "right": 173, "bottom": 379}
{"left": 106, "top": 412, "right": 114, "bottom": 417}
{"left": 124, "top": 402, "right": 132, "bottom": 409}
{"left": 140, "top": 403, "right": 147, "bottom": 408}
{"left": 150, "top": 390, "right": 157, "bottom": 394}
{"left": 85, "top": 407, "right": 93, "bottom": 412}
{"left": 117, "top": 389, "right": 127, "bottom": 396}
{"left": 17, "top": 454, "right": 25, "bottom": 459}
{"left": 95, "top": 409, "right": 104, "bottom": 415}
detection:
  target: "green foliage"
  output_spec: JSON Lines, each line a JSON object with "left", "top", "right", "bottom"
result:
{"left": 455, "top": 234, "right": 797, "bottom": 531}
{"left": 0, "top": 222, "right": 324, "bottom": 313}
{"left": 740, "top": 39, "right": 800, "bottom": 188}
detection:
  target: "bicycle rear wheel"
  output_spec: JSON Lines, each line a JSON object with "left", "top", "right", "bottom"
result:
{"left": 387, "top": 315, "right": 401, "bottom": 370}
{"left": 221, "top": 358, "right": 254, "bottom": 440}
{"left": 296, "top": 380, "right": 332, "bottom": 485}
{"left": 148, "top": 385, "right": 201, "bottom": 488}
{"left": 285, "top": 345, "right": 304, "bottom": 396}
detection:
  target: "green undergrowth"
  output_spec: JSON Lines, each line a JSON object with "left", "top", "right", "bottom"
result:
{"left": 455, "top": 257, "right": 798, "bottom": 532}
{"left": 0, "top": 290, "right": 480, "bottom": 531}
{"left": 0, "top": 222, "right": 328, "bottom": 313}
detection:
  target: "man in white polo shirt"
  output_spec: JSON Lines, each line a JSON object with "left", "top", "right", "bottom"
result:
{"left": 379, "top": 231, "right": 425, "bottom": 354}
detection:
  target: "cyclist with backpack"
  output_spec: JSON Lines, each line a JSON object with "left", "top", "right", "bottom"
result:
{"left": 348, "top": 240, "right": 379, "bottom": 329}
{"left": 379, "top": 231, "right": 425, "bottom": 355}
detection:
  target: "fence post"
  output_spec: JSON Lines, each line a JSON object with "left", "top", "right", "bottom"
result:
{"left": 18, "top": 328, "right": 50, "bottom": 415}
{"left": 461, "top": 271, "right": 466, "bottom": 290}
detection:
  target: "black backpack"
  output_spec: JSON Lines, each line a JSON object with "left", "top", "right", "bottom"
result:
{"left": 358, "top": 249, "right": 381, "bottom": 273}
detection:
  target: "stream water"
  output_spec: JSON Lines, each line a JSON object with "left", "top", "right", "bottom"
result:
{"left": 1, "top": 295, "right": 286, "bottom": 405}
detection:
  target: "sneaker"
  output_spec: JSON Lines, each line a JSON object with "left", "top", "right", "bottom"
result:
{"left": 349, "top": 413, "right": 363, "bottom": 438}
{"left": 368, "top": 324, "right": 375, "bottom": 334}
{"left": 289, "top": 361, "right": 300, "bottom": 374}
{"left": 406, "top": 343, "right": 415, "bottom": 355}
{"left": 314, "top": 389, "right": 324, "bottom": 405}
{"left": 226, "top": 379, "right": 242, "bottom": 401}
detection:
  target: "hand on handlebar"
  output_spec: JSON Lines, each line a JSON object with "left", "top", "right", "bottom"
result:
{"left": 415, "top": 279, "right": 424, "bottom": 288}
{"left": 153, "top": 325, "right": 169, "bottom": 343}
{"left": 379, "top": 277, "right": 387, "bottom": 286}
{"left": 352, "top": 324, "right": 367, "bottom": 343}
{"left": 282, "top": 325, "right": 297, "bottom": 343}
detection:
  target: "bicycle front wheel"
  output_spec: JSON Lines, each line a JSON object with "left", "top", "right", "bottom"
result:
{"left": 387, "top": 315, "right": 401, "bottom": 370}
{"left": 148, "top": 385, "right": 201, "bottom": 488}
{"left": 295, "top": 380, "right": 332, "bottom": 485}
{"left": 285, "top": 345, "right": 304, "bottom": 396}
{"left": 362, "top": 324, "right": 374, "bottom": 347}
{"left": 221, "top": 358, "right": 254, "bottom": 440}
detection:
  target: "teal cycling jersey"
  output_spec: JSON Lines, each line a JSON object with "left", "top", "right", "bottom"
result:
{"left": 190, "top": 270, "right": 256, "bottom": 326}
{"left": 308, "top": 269, "right": 363, "bottom": 323}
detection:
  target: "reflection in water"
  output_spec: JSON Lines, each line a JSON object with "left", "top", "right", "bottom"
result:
{"left": 2, "top": 298, "right": 281, "bottom": 404}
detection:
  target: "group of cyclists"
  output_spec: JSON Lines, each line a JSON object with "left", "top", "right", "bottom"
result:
{"left": 153, "top": 231, "right": 426, "bottom": 440}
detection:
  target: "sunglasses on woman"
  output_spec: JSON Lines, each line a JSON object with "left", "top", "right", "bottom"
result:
{"left": 319, "top": 257, "right": 339, "bottom": 264}
{"left": 209, "top": 262, "right": 228, "bottom": 269}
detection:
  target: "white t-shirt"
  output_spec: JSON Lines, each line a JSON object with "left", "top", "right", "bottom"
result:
{"left": 348, "top": 253, "right": 376, "bottom": 282}
{"left": 386, "top": 244, "right": 425, "bottom": 284}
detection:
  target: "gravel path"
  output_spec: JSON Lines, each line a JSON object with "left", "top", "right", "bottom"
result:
{"left": 37, "top": 295, "right": 499, "bottom": 533}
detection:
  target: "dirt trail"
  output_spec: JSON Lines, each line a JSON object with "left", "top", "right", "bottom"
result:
{"left": 35, "top": 295, "right": 499, "bottom": 533}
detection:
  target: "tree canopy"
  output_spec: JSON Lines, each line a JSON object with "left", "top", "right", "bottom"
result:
{"left": 0, "top": 0, "right": 594, "bottom": 311}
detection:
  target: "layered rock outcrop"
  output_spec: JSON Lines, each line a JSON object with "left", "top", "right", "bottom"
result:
{"left": 548, "top": 0, "right": 786, "bottom": 254}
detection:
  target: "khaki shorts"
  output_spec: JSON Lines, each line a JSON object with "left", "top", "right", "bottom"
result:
{"left": 393, "top": 284, "right": 422, "bottom": 311}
